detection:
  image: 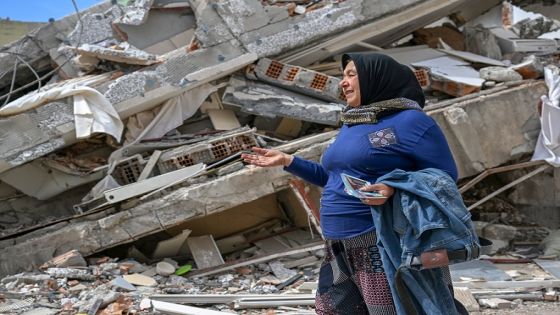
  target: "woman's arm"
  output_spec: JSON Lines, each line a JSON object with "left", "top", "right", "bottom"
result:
{"left": 242, "top": 147, "right": 329, "bottom": 187}
{"left": 412, "top": 124, "right": 458, "bottom": 181}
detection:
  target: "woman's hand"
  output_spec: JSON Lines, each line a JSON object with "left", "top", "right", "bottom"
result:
{"left": 241, "top": 147, "right": 293, "bottom": 168}
{"left": 359, "top": 183, "right": 394, "bottom": 206}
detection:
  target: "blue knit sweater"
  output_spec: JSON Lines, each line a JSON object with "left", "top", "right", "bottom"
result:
{"left": 285, "top": 109, "right": 457, "bottom": 239}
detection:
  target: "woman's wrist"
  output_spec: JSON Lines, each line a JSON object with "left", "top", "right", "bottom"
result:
{"left": 283, "top": 154, "right": 294, "bottom": 167}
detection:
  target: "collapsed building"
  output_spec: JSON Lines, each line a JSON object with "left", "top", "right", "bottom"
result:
{"left": 1, "top": 0, "right": 560, "bottom": 314}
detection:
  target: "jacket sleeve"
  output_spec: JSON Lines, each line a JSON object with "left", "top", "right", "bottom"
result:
{"left": 284, "top": 156, "right": 329, "bottom": 187}
{"left": 412, "top": 124, "right": 458, "bottom": 181}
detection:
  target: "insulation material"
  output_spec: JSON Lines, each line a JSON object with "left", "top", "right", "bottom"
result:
{"left": 532, "top": 65, "right": 560, "bottom": 166}
{"left": 0, "top": 75, "right": 123, "bottom": 141}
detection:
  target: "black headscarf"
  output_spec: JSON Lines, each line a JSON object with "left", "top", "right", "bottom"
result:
{"left": 341, "top": 53, "right": 425, "bottom": 108}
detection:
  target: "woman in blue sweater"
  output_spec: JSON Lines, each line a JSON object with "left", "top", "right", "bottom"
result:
{"left": 242, "top": 53, "right": 458, "bottom": 315}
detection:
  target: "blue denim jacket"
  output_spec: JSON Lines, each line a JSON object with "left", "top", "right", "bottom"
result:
{"left": 373, "top": 168, "right": 480, "bottom": 315}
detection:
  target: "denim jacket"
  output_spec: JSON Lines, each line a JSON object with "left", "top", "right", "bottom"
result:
{"left": 373, "top": 168, "right": 480, "bottom": 315}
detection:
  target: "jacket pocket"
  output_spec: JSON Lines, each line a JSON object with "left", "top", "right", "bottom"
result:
{"left": 399, "top": 194, "right": 449, "bottom": 239}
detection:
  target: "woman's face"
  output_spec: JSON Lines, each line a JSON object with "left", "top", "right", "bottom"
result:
{"left": 340, "top": 61, "right": 361, "bottom": 107}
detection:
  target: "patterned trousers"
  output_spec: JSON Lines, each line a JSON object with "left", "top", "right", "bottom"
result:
{"left": 315, "top": 231, "right": 397, "bottom": 315}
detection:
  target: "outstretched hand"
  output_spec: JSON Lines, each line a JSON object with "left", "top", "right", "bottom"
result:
{"left": 359, "top": 183, "right": 394, "bottom": 206}
{"left": 241, "top": 147, "right": 293, "bottom": 168}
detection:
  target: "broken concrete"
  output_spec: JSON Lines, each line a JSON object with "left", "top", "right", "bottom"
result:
{"left": 67, "top": 6, "right": 121, "bottom": 46}
{"left": 247, "top": 58, "right": 344, "bottom": 104}
{"left": 113, "top": 0, "right": 155, "bottom": 26}
{"left": 426, "top": 81, "right": 546, "bottom": 177}
{"left": 115, "top": 5, "right": 196, "bottom": 54}
{"left": 223, "top": 76, "right": 344, "bottom": 126}
{"left": 479, "top": 66, "right": 523, "bottom": 82}
{"left": 280, "top": 0, "right": 501, "bottom": 66}
{"left": 0, "top": 47, "right": 255, "bottom": 174}
{"left": 76, "top": 44, "right": 161, "bottom": 66}
{"left": 0, "top": 132, "right": 332, "bottom": 276}
{"left": 0, "top": 2, "right": 112, "bottom": 92}
{"left": 1, "top": 1, "right": 558, "bottom": 299}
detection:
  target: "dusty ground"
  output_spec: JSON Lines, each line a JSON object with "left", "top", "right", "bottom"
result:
{"left": 479, "top": 301, "right": 560, "bottom": 314}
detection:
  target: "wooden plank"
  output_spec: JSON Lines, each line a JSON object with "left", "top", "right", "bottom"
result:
{"left": 273, "top": 130, "right": 338, "bottom": 153}
{"left": 137, "top": 150, "right": 162, "bottom": 181}
{"left": 187, "top": 235, "right": 224, "bottom": 269}
{"left": 459, "top": 160, "right": 545, "bottom": 193}
{"left": 467, "top": 165, "right": 551, "bottom": 211}
{"left": 188, "top": 241, "right": 324, "bottom": 278}
{"left": 453, "top": 287, "right": 480, "bottom": 312}
{"left": 474, "top": 293, "right": 543, "bottom": 301}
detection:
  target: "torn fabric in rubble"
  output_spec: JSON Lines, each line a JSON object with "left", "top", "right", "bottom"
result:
{"left": 532, "top": 65, "right": 560, "bottom": 166}
{"left": 0, "top": 74, "right": 123, "bottom": 141}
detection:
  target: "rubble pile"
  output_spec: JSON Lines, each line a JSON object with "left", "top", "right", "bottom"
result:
{"left": 0, "top": 238, "right": 324, "bottom": 314}
{"left": 1, "top": 0, "right": 560, "bottom": 313}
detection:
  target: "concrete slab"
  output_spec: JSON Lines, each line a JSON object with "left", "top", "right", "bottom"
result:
{"left": 223, "top": 76, "right": 343, "bottom": 126}
{"left": 427, "top": 81, "right": 546, "bottom": 178}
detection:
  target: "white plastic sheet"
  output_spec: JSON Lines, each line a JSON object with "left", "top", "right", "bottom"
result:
{"left": 124, "top": 83, "right": 217, "bottom": 144}
{"left": 532, "top": 65, "right": 560, "bottom": 166}
{"left": 0, "top": 74, "right": 123, "bottom": 141}
{"left": 107, "top": 83, "right": 217, "bottom": 163}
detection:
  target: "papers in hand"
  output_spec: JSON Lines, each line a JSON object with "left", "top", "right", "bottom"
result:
{"left": 341, "top": 173, "right": 386, "bottom": 199}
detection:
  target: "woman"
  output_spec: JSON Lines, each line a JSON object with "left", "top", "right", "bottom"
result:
{"left": 242, "top": 53, "right": 458, "bottom": 314}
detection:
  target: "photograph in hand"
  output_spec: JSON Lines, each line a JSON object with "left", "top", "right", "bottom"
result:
{"left": 341, "top": 173, "right": 386, "bottom": 199}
